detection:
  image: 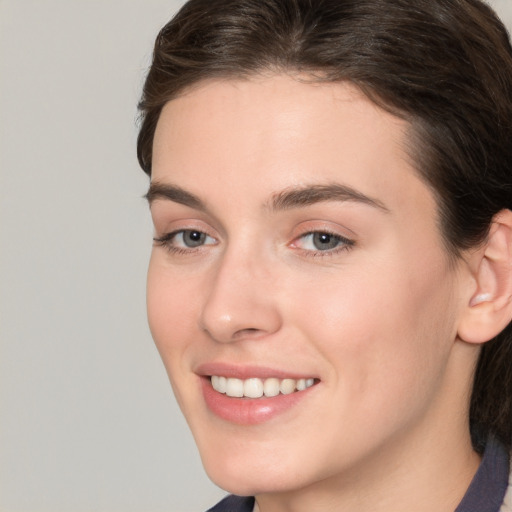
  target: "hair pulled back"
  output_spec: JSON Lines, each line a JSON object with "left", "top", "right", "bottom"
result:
{"left": 137, "top": 0, "right": 512, "bottom": 450}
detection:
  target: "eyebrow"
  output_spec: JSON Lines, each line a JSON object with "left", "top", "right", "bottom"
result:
{"left": 145, "top": 181, "right": 389, "bottom": 213}
{"left": 145, "top": 182, "right": 205, "bottom": 210}
{"left": 269, "top": 183, "right": 390, "bottom": 213}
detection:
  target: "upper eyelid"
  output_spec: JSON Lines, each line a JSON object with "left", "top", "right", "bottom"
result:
{"left": 298, "top": 228, "right": 351, "bottom": 238}
{"left": 148, "top": 198, "right": 225, "bottom": 236}
{"left": 153, "top": 218, "right": 217, "bottom": 236}
{"left": 154, "top": 228, "right": 216, "bottom": 242}
{"left": 154, "top": 227, "right": 352, "bottom": 240}
{"left": 293, "top": 230, "right": 354, "bottom": 245}
{"left": 151, "top": 211, "right": 224, "bottom": 238}
{"left": 289, "top": 214, "right": 357, "bottom": 232}
{"left": 291, "top": 222, "right": 356, "bottom": 241}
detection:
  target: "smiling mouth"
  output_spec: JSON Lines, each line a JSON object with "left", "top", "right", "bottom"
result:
{"left": 210, "top": 376, "right": 317, "bottom": 398}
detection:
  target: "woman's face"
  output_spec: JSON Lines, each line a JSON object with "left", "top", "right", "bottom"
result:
{"left": 147, "top": 76, "right": 472, "bottom": 496}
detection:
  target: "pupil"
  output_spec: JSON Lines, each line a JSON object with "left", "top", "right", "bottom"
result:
{"left": 184, "top": 230, "right": 205, "bottom": 247}
{"left": 313, "top": 232, "right": 338, "bottom": 250}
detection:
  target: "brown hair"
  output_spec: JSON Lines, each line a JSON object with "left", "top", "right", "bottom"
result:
{"left": 137, "top": 0, "right": 512, "bottom": 450}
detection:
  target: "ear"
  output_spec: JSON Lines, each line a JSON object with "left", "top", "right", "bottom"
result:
{"left": 457, "top": 209, "right": 512, "bottom": 344}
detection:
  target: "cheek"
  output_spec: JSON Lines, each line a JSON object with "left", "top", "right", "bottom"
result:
{"left": 146, "top": 255, "right": 197, "bottom": 366}
{"left": 146, "top": 254, "right": 207, "bottom": 419}
{"left": 289, "top": 251, "right": 458, "bottom": 412}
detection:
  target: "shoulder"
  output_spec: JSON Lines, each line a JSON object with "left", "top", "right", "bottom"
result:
{"left": 206, "top": 495, "right": 255, "bottom": 512}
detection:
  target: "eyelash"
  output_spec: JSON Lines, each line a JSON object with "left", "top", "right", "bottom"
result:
{"left": 153, "top": 229, "right": 355, "bottom": 257}
{"left": 291, "top": 230, "right": 355, "bottom": 258}
{"left": 153, "top": 229, "right": 217, "bottom": 255}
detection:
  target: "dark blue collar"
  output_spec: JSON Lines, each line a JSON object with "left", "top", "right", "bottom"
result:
{"left": 455, "top": 436, "right": 510, "bottom": 512}
{"left": 208, "top": 437, "right": 510, "bottom": 512}
{"left": 207, "top": 494, "right": 254, "bottom": 512}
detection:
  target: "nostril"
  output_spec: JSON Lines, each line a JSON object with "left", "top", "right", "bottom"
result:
{"left": 232, "top": 327, "right": 265, "bottom": 340}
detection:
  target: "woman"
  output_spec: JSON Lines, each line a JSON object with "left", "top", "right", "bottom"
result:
{"left": 137, "top": 1, "right": 512, "bottom": 510}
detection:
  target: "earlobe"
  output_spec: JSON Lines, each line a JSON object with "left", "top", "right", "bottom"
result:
{"left": 469, "top": 292, "right": 492, "bottom": 307}
{"left": 457, "top": 209, "right": 512, "bottom": 344}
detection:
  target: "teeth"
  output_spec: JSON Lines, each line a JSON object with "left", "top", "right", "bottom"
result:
{"left": 244, "top": 378, "right": 264, "bottom": 398}
{"left": 263, "top": 377, "right": 280, "bottom": 397}
{"left": 225, "top": 377, "right": 244, "bottom": 397}
{"left": 280, "top": 378, "right": 296, "bottom": 395}
{"left": 211, "top": 375, "right": 227, "bottom": 393}
{"left": 211, "top": 376, "right": 316, "bottom": 398}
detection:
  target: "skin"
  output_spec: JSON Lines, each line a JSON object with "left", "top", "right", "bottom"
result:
{"left": 147, "top": 75, "right": 482, "bottom": 512}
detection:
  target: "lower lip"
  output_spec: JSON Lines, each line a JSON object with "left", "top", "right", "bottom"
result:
{"left": 201, "top": 377, "right": 315, "bottom": 425}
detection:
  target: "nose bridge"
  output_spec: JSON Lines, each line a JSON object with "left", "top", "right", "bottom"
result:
{"left": 199, "top": 240, "right": 281, "bottom": 343}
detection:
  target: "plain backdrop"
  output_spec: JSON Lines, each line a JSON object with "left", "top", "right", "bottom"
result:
{"left": 1, "top": 1, "right": 511, "bottom": 511}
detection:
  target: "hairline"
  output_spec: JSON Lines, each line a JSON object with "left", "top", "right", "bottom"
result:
{"left": 147, "top": 69, "right": 461, "bottom": 260}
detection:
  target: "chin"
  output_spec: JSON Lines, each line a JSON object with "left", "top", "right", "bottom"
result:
{"left": 196, "top": 433, "right": 326, "bottom": 497}
{"left": 204, "top": 462, "right": 304, "bottom": 497}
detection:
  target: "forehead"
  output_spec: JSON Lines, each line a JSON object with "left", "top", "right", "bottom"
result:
{"left": 153, "top": 75, "right": 406, "bottom": 162}
{"left": 151, "top": 75, "right": 436, "bottom": 227}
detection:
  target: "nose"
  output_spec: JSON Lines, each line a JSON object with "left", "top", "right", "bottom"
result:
{"left": 199, "top": 248, "right": 282, "bottom": 343}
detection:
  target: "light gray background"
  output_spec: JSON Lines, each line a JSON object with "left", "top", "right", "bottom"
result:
{"left": 1, "top": 1, "right": 511, "bottom": 511}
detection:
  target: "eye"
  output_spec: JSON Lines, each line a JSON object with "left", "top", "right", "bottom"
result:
{"left": 154, "top": 229, "right": 217, "bottom": 251}
{"left": 175, "top": 230, "right": 212, "bottom": 248}
{"left": 293, "top": 231, "right": 354, "bottom": 252}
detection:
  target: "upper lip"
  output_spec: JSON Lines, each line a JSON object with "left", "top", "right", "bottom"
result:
{"left": 195, "top": 362, "right": 318, "bottom": 381}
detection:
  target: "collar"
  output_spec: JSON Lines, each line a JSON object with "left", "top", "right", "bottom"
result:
{"left": 455, "top": 436, "right": 510, "bottom": 512}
